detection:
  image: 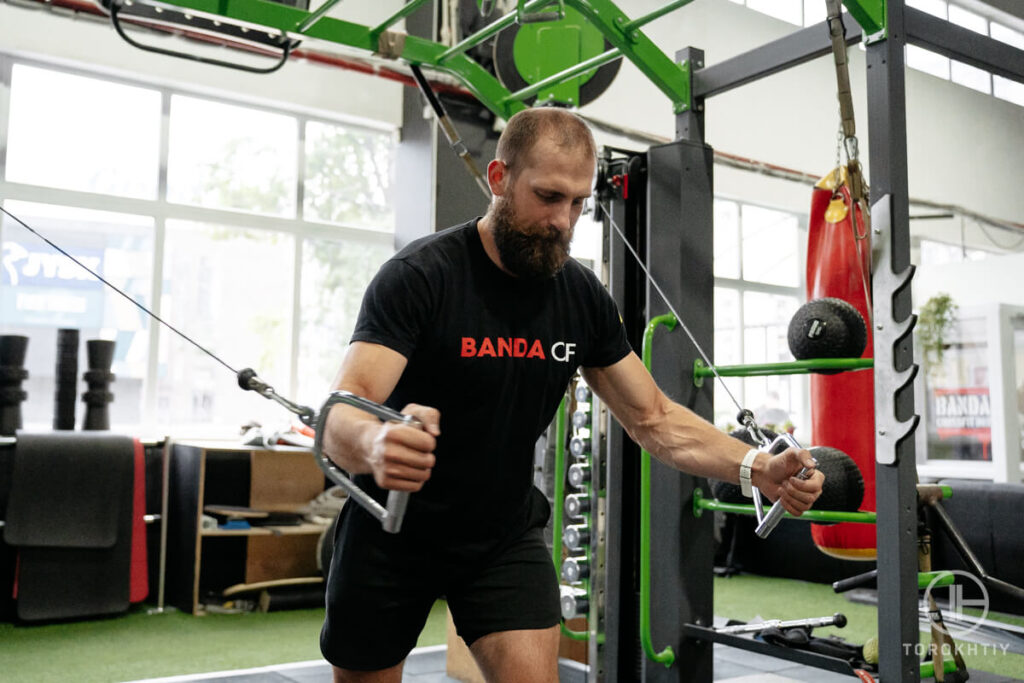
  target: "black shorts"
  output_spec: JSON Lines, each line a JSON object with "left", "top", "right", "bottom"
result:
{"left": 319, "top": 501, "right": 560, "bottom": 671}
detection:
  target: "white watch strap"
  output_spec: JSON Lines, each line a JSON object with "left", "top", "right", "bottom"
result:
{"left": 740, "top": 448, "right": 760, "bottom": 498}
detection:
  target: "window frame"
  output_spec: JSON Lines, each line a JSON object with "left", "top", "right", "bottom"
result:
{"left": 0, "top": 53, "right": 396, "bottom": 434}
{"left": 713, "top": 196, "right": 811, "bottom": 442}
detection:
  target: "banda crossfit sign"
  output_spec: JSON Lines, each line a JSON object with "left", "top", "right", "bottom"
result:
{"left": 930, "top": 387, "right": 992, "bottom": 459}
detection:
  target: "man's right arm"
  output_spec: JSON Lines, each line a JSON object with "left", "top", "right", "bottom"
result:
{"left": 321, "top": 341, "right": 440, "bottom": 492}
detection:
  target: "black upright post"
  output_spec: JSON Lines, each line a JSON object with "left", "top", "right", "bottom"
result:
{"left": 54, "top": 328, "right": 79, "bottom": 430}
{"left": 82, "top": 339, "right": 116, "bottom": 431}
{"left": 644, "top": 138, "right": 716, "bottom": 683}
{"left": 866, "top": 1, "right": 922, "bottom": 680}
{"left": 394, "top": 0, "right": 494, "bottom": 249}
{"left": 0, "top": 335, "right": 29, "bottom": 436}
{"left": 599, "top": 150, "right": 648, "bottom": 683}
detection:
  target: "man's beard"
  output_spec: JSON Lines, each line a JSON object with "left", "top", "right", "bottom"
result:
{"left": 491, "top": 194, "right": 573, "bottom": 280}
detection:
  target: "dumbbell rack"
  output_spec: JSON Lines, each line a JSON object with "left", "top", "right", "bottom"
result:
{"left": 554, "top": 378, "right": 601, "bottom": 645}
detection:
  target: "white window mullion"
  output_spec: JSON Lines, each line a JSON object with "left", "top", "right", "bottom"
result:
{"left": 290, "top": 237, "right": 303, "bottom": 403}
{"left": 144, "top": 89, "right": 173, "bottom": 431}
{"left": 289, "top": 117, "right": 307, "bottom": 401}
{"left": 0, "top": 55, "right": 12, "bottom": 182}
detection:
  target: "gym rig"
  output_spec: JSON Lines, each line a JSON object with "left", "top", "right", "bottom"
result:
{"left": 31, "top": 0, "right": 1024, "bottom": 681}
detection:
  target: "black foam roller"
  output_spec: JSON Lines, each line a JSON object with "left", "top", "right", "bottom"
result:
{"left": 0, "top": 335, "right": 29, "bottom": 436}
{"left": 54, "top": 328, "right": 79, "bottom": 430}
{"left": 82, "top": 339, "right": 115, "bottom": 431}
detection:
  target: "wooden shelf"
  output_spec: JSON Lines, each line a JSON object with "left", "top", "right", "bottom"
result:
{"left": 166, "top": 442, "right": 329, "bottom": 614}
{"left": 201, "top": 522, "right": 327, "bottom": 537}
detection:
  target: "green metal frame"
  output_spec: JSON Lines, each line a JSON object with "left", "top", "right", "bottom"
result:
{"left": 693, "top": 358, "right": 874, "bottom": 387}
{"left": 121, "top": 0, "right": 885, "bottom": 122}
{"left": 640, "top": 313, "right": 678, "bottom": 668}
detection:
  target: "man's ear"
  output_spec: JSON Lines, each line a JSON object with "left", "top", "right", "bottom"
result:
{"left": 487, "top": 159, "right": 508, "bottom": 196}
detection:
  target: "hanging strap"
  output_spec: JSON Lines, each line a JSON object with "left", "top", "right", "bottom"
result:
{"left": 825, "top": 0, "right": 867, "bottom": 204}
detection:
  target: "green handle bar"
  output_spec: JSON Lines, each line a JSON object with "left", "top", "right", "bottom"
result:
{"left": 693, "top": 358, "right": 874, "bottom": 387}
{"left": 553, "top": 396, "right": 589, "bottom": 642}
{"left": 920, "top": 658, "right": 959, "bottom": 678}
{"left": 693, "top": 488, "right": 879, "bottom": 524}
{"left": 639, "top": 313, "right": 678, "bottom": 667}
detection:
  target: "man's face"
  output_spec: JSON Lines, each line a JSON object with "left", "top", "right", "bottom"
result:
{"left": 491, "top": 137, "right": 595, "bottom": 280}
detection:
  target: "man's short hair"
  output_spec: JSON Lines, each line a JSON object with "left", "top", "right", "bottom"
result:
{"left": 496, "top": 107, "right": 596, "bottom": 177}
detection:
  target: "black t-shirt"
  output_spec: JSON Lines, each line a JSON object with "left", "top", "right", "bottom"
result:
{"left": 349, "top": 219, "right": 632, "bottom": 542}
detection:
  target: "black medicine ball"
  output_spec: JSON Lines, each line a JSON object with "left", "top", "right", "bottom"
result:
{"left": 787, "top": 298, "right": 867, "bottom": 366}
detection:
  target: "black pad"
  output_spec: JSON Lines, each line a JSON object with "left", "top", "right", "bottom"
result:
{"left": 3, "top": 432, "right": 135, "bottom": 621}
{"left": 4, "top": 432, "right": 133, "bottom": 548}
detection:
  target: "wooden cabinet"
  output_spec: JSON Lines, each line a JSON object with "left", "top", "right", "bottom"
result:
{"left": 166, "top": 441, "right": 327, "bottom": 614}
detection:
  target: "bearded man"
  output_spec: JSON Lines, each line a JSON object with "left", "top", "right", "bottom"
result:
{"left": 319, "top": 107, "right": 823, "bottom": 682}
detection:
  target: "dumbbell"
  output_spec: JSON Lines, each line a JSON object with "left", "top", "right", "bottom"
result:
{"left": 574, "top": 384, "right": 591, "bottom": 403}
{"left": 569, "top": 436, "right": 590, "bottom": 458}
{"left": 562, "top": 556, "right": 590, "bottom": 583}
{"left": 571, "top": 410, "right": 590, "bottom": 429}
{"left": 564, "top": 493, "right": 590, "bottom": 519}
{"left": 568, "top": 463, "right": 590, "bottom": 489}
{"left": 561, "top": 591, "right": 589, "bottom": 620}
{"left": 563, "top": 524, "right": 590, "bottom": 551}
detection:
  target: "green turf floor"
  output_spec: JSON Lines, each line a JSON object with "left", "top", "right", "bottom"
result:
{"left": 0, "top": 601, "right": 447, "bottom": 683}
{"left": 2, "top": 577, "right": 1023, "bottom": 682}
{"left": 715, "top": 573, "right": 1024, "bottom": 679}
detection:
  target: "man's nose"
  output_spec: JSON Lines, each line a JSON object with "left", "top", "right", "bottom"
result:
{"left": 551, "top": 202, "right": 574, "bottom": 232}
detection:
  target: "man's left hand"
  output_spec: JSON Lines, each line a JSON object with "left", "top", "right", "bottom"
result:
{"left": 753, "top": 448, "right": 824, "bottom": 516}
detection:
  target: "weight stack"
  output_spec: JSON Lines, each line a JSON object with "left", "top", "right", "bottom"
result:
{"left": 82, "top": 339, "right": 115, "bottom": 431}
{"left": 0, "top": 335, "right": 29, "bottom": 436}
{"left": 54, "top": 328, "right": 79, "bottom": 430}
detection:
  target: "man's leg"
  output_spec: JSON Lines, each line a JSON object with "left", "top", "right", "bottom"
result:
{"left": 469, "top": 626, "right": 560, "bottom": 683}
{"left": 332, "top": 661, "right": 404, "bottom": 683}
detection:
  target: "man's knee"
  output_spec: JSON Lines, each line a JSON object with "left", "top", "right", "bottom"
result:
{"left": 332, "top": 661, "right": 404, "bottom": 683}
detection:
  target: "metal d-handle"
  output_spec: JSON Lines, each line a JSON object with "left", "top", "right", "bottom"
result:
{"left": 312, "top": 391, "right": 418, "bottom": 534}
{"left": 753, "top": 432, "right": 813, "bottom": 539}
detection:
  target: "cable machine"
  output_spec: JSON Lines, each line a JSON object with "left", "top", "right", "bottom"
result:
{"left": 20, "top": 0, "right": 1024, "bottom": 680}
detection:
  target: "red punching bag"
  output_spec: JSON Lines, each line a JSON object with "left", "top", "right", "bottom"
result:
{"left": 806, "top": 168, "right": 877, "bottom": 560}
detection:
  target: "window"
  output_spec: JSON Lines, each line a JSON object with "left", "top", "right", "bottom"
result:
{"left": 907, "top": 45, "right": 950, "bottom": 80}
{"left": 156, "top": 221, "right": 295, "bottom": 429}
{"left": 731, "top": 0, "right": 1024, "bottom": 108}
{"left": 0, "top": 200, "right": 153, "bottom": 426}
{"left": 167, "top": 96, "right": 299, "bottom": 217}
{"left": 5, "top": 64, "right": 161, "bottom": 198}
{"left": 0, "top": 56, "right": 396, "bottom": 435}
{"left": 991, "top": 22, "right": 1024, "bottom": 50}
{"left": 297, "top": 236, "right": 393, "bottom": 406}
{"left": 713, "top": 199, "right": 808, "bottom": 442}
{"left": 740, "top": 205, "right": 800, "bottom": 287}
{"left": 304, "top": 121, "right": 396, "bottom": 230}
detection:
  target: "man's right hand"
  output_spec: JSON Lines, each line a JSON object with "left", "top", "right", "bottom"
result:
{"left": 367, "top": 404, "right": 441, "bottom": 492}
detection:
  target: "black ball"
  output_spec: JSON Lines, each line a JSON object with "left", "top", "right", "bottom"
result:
{"left": 709, "top": 431, "right": 865, "bottom": 521}
{"left": 807, "top": 446, "right": 864, "bottom": 519}
{"left": 787, "top": 298, "right": 867, "bottom": 368}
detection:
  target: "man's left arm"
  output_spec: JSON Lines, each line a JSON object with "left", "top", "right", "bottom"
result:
{"left": 582, "top": 352, "right": 823, "bottom": 515}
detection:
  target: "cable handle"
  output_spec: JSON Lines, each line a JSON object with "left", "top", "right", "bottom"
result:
{"left": 312, "top": 391, "right": 421, "bottom": 534}
{"left": 238, "top": 369, "right": 417, "bottom": 533}
{"left": 753, "top": 430, "right": 814, "bottom": 539}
